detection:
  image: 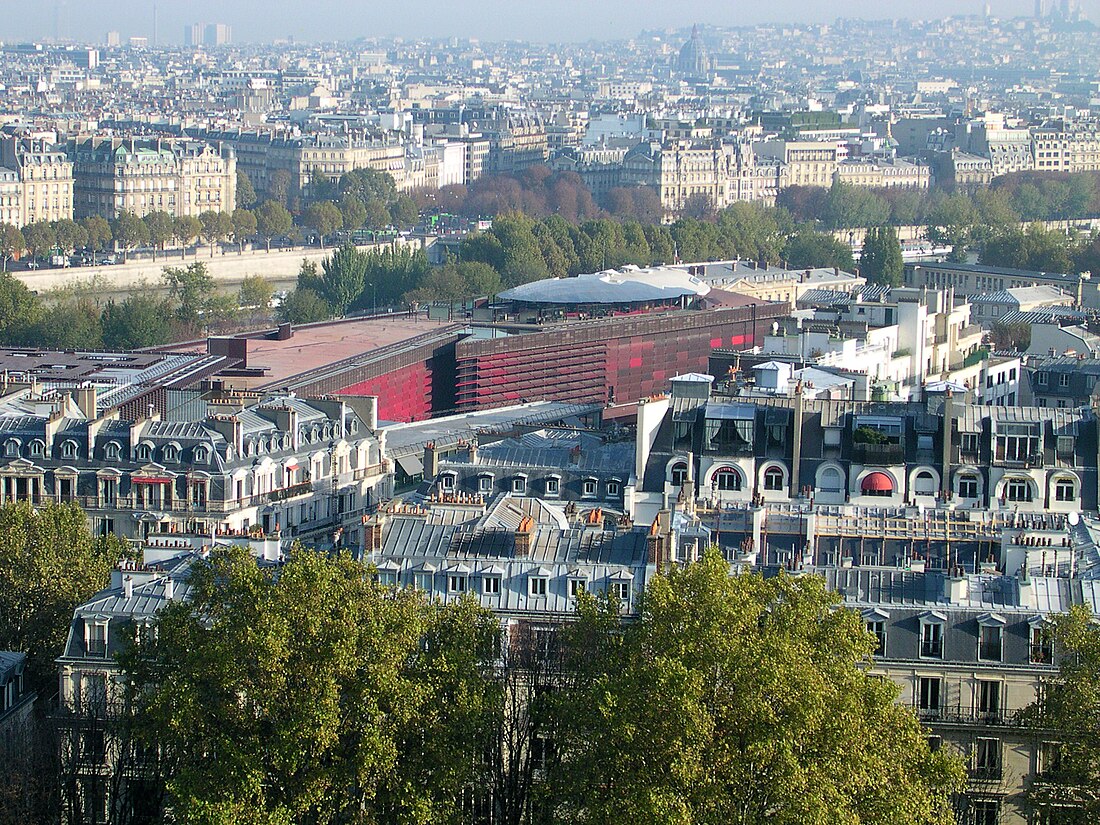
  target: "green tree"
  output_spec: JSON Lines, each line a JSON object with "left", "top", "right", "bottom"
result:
{"left": 278, "top": 287, "right": 331, "bottom": 324}
{"left": 550, "top": 550, "right": 964, "bottom": 824}
{"left": 926, "top": 193, "right": 978, "bottom": 262}
{"left": 308, "top": 168, "right": 337, "bottom": 203}
{"left": 255, "top": 200, "right": 293, "bottom": 252}
{"left": 198, "top": 210, "right": 234, "bottom": 257}
{"left": 0, "top": 223, "right": 24, "bottom": 271}
{"left": 339, "top": 194, "right": 367, "bottom": 232}
{"left": 51, "top": 219, "right": 88, "bottom": 257}
{"left": 1020, "top": 605, "right": 1100, "bottom": 822}
{"left": 990, "top": 319, "right": 1032, "bottom": 352}
{"left": 22, "top": 221, "right": 56, "bottom": 260}
{"left": 172, "top": 215, "right": 201, "bottom": 257}
{"left": 860, "top": 225, "right": 904, "bottom": 287}
{"left": 112, "top": 211, "right": 149, "bottom": 262}
{"left": 101, "top": 291, "right": 175, "bottom": 349}
{"left": 238, "top": 274, "right": 274, "bottom": 310}
{"left": 318, "top": 244, "right": 367, "bottom": 314}
{"left": 34, "top": 299, "right": 104, "bottom": 349}
{"left": 236, "top": 169, "right": 258, "bottom": 208}
{"left": 231, "top": 208, "right": 258, "bottom": 252}
{"left": 783, "top": 228, "right": 856, "bottom": 271}
{"left": 303, "top": 201, "right": 343, "bottom": 249}
{"left": 339, "top": 167, "right": 397, "bottom": 205}
{"left": 163, "top": 261, "right": 217, "bottom": 325}
{"left": 80, "top": 216, "right": 112, "bottom": 253}
{"left": 0, "top": 502, "right": 130, "bottom": 697}
{"left": 120, "top": 546, "right": 500, "bottom": 824}
{"left": 143, "top": 210, "right": 175, "bottom": 261}
{"left": 267, "top": 169, "right": 292, "bottom": 207}
{"left": 0, "top": 274, "right": 44, "bottom": 344}
{"left": 389, "top": 194, "right": 419, "bottom": 226}
{"left": 364, "top": 198, "right": 392, "bottom": 231}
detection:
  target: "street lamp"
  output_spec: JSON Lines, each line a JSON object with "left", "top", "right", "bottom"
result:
{"left": 366, "top": 282, "right": 377, "bottom": 316}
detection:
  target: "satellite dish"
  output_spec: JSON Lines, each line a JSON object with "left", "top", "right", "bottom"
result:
{"left": 1068, "top": 511, "right": 1080, "bottom": 526}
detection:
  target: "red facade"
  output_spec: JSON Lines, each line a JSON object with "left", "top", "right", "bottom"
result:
{"left": 337, "top": 362, "right": 434, "bottom": 423}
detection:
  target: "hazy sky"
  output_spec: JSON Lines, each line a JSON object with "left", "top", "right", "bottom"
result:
{"left": 4, "top": 0, "right": 1098, "bottom": 44}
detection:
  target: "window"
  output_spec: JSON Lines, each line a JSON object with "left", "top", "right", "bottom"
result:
{"left": 482, "top": 575, "right": 500, "bottom": 596}
{"left": 918, "top": 676, "right": 942, "bottom": 716}
{"left": 1037, "top": 371, "right": 1049, "bottom": 387}
{"left": 1004, "top": 478, "right": 1032, "bottom": 502}
{"left": 920, "top": 621, "right": 943, "bottom": 658}
{"left": 607, "top": 480, "right": 621, "bottom": 497}
{"left": 1038, "top": 741, "right": 1062, "bottom": 778}
{"left": 958, "top": 474, "right": 979, "bottom": 499}
{"left": 818, "top": 466, "right": 843, "bottom": 493}
{"left": 414, "top": 572, "right": 433, "bottom": 591}
{"left": 193, "top": 446, "right": 209, "bottom": 463}
{"left": 478, "top": 474, "right": 493, "bottom": 493}
{"left": 377, "top": 571, "right": 397, "bottom": 587}
{"left": 712, "top": 467, "right": 741, "bottom": 491}
{"left": 61, "top": 440, "right": 77, "bottom": 459}
{"left": 136, "top": 444, "right": 152, "bottom": 462}
{"left": 974, "top": 739, "right": 1002, "bottom": 780}
{"left": 439, "top": 473, "right": 455, "bottom": 491}
{"left": 611, "top": 580, "right": 630, "bottom": 602}
{"left": 670, "top": 462, "right": 689, "bottom": 486}
{"left": 961, "top": 433, "right": 979, "bottom": 454}
{"left": 927, "top": 735, "right": 942, "bottom": 753}
{"left": 582, "top": 479, "right": 597, "bottom": 497}
{"left": 977, "top": 680, "right": 1001, "bottom": 720}
{"left": 913, "top": 471, "right": 936, "bottom": 496}
{"left": 29, "top": 440, "right": 43, "bottom": 457}
{"left": 1031, "top": 624, "right": 1053, "bottom": 664}
{"left": 1057, "top": 436, "right": 1075, "bottom": 456}
{"left": 512, "top": 476, "right": 527, "bottom": 494}
{"left": 867, "top": 620, "right": 886, "bottom": 656}
{"left": 447, "top": 574, "right": 467, "bottom": 594}
{"left": 764, "top": 466, "right": 784, "bottom": 491}
{"left": 85, "top": 621, "right": 107, "bottom": 656}
{"left": 995, "top": 424, "right": 1038, "bottom": 463}
{"left": 530, "top": 576, "right": 548, "bottom": 597}
{"left": 979, "top": 624, "right": 1003, "bottom": 662}
{"left": 81, "top": 672, "right": 107, "bottom": 712}
{"left": 568, "top": 578, "right": 586, "bottom": 598}
{"left": 162, "top": 445, "right": 178, "bottom": 463}
{"left": 971, "top": 800, "right": 999, "bottom": 825}
{"left": 1055, "top": 478, "right": 1076, "bottom": 502}
{"left": 1059, "top": 373, "right": 1070, "bottom": 388}
{"left": 3, "top": 439, "right": 18, "bottom": 457}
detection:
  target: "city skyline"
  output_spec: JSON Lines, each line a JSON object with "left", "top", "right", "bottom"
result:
{"left": 4, "top": 0, "right": 1097, "bottom": 45}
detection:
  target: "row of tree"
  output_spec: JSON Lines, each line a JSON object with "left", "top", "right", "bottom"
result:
{"left": 0, "top": 264, "right": 278, "bottom": 350}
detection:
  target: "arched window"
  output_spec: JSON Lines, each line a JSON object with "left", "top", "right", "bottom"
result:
{"left": 1005, "top": 478, "right": 1033, "bottom": 502}
{"left": 61, "top": 440, "right": 78, "bottom": 459}
{"left": 3, "top": 439, "right": 19, "bottom": 457}
{"left": 193, "top": 446, "right": 209, "bottom": 464}
{"left": 162, "top": 444, "right": 179, "bottom": 463}
{"left": 913, "top": 471, "right": 936, "bottom": 495}
{"left": 958, "top": 473, "right": 979, "bottom": 499}
{"left": 818, "top": 466, "right": 843, "bottom": 493}
{"left": 670, "top": 462, "right": 689, "bottom": 487}
{"left": 763, "top": 466, "right": 784, "bottom": 491}
{"left": 1055, "top": 477, "right": 1076, "bottom": 502}
{"left": 136, "top": 443, "right": 152, "bottom": 462}
{"left": 713, "top": 467, "right": 741, "bottom": 491}
{"left": 28, "top": 440, "right": 43, "bottom": 458}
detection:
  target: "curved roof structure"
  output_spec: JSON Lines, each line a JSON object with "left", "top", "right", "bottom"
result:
{"left": 498, "top": 266, "right": 710, "bottom": 307}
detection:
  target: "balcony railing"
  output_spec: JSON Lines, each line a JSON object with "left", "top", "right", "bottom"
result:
{"left": 920, "top": 639, "right": 943, "bottom": 658}
{"left": 970, "top": 765, "right": 1003, "bottom": 781}
{"left": 915, "top": 703, "right": 1030, "bottom": 727}
{"left": 851, "top": 442, "right": 905, "bottom": 465}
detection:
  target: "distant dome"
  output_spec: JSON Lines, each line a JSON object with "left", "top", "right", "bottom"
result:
{"left": 677, "top": 25, "right": 710, "bottom": 78}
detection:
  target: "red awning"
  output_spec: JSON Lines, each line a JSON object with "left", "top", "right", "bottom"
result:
{"left": 861, "top": 472, "right": 893, "bottom": 493}
{"left": 132, "top": 476, "right": 173, "bottom": 484}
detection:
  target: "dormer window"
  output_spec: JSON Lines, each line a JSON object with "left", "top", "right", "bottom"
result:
{"left": 582, "top": 478, "right": 598, "bottom": 497}
{"left": 136, "top": 444, "right": 152, "bottom": 462}
{"left": 60, "top": 440, "right": 78, "bottom": 459}
{"left": 512, "top": 475, "right": 527, "bottom": 495}
{"left": 193, "top": 446, "right": 209, "bottom": 464}
{"left": 670, "top": 462, "right": 689, "bottom": 487}
{"left": 4, "top": 439, "right": 19, "bottom": 457}
{"left": 529, "top": 573, "right": 549, "bottom": 597}
{"left": 978, "top": 614, "right": 1005, "bottom": 662}
{"left": 919, "top": 611, "right": 946, "bottom": 659}
{"left": 447, "top": 573, "right": 468, "bottom": 594}
{"left": 478, "top": 474, "right": 493, "bottom": 493}
{"left": 439, "top": 472, "right": 456, "bottom": 492}
{"left": 104, "top": 442, "right": 120, "bottom": 461}
{"left": 545, "top": 476, "right": 559, "bottom": 495}
{"left": 162, "top": 444, "right": 179, "bottom": 463}
{"left": 84, "top": 618, "right": 108, "bottom": 657}
{"left": 607, "top": 480, "right": 621, "bottom": 497}
{"left": 29, "top": 440, "right": 43, "bottom": 458}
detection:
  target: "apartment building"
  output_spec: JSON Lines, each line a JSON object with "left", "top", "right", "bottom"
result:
{"left": 0, "top": 135, "right": 74, "bottom": 226}
{"left": 1030, "top": 120, "right": 1100, "bottom": 173}
{"left": 69, "top": 137, "right": 235, "bottom": 220}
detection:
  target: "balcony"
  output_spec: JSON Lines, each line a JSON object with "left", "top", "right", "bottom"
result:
{"left": 970, "top": 765, "right": 1003, "bottom": 782}
{"left": 851, "top": 442, "right": 905, "bottom": 465}
{"left": 914, "top": 703, "right": 1030, "bottom": 728}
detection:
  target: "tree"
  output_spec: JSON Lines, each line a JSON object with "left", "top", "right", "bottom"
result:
{"left": 277, "top": 287, "right": 331, "bottom": 325}
{"left": 236, "top": 169, "right": 258, "bottom": 209}
{"left": 22, "top": 221, "right": 56, "bottom": 260}
{"left": 339, "top": 167, "right": 397, "bottom": 205}
{"left": 101, "top": 292, "right": 175, "bottom": 349}
{"left": 198, "top": 210, "right": 234, "bottom": 257}
{"left": 172, "top": 215, "right": 201, "bottom": 257}
{"left": 363, "top": 198, "right": 392, "bottom": 231}
{"left": 231, "top": 208, "right": 258, "bottom": 252}
{"left": 163, "top": 262, "right": 217, "bottom": 325}
{"left": 307, "top": 168, "right": 337, "bottom": 203}
{"left": 34, "top": 299, "right": 103, "bottom": 350}
{"left": 0, "top": 274, "right": 44, "bottom": 345}
{"left": 303, "top": 201, "right": 343, "bottom": 249}
{"left": 0, "top": 502, "right": 130, "bottom": 697}
{"left": 143, "top": 210, "right": 175, "bottom": 261}
{"left": 255, "top": 200, "right": 293, "bottom": 252}
{"left": 80, "top": 216, "right": 112, "bottom": 253}
{"left": 112, "top": 211, "right": 149, "bottom": 261}
{"left": 550, "top": 550, "right": 964, "bottom": 824}
{"left": 1019, "top": 605, "right": 1100, "bottom": 822}
{"left": 238, "top": 274, "right": 274, "bottom": 310}
{"left": 0, "top": 223, "right": 24, "bottom": 271}
{"left": 990, "top": 319, "right": 1032, "bottom": 352}
{"left": 783, "top": 228, "right": 856, "bottom": 271}
{"left": 860, "top": 225, "right": 904, "bottom": 287}
{"left": 318, "top": 244, "right": 367, "bottom": 314}
{"left": 120, "top": 546, "right": 500, "bottom": 824}
{"left": 266, "top": 169, "right": 292, "bottom": 207}
{"left": 389, "top": 194, "right": 419, "bottom": 226}
{"left": 51, "top": 219, "right": 88, "bottom": 257}
{"left": 339, "top": 194, "right": 367, "bottom": 232}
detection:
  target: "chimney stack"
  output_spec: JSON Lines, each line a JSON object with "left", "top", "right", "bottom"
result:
{"left": 514, "top": 515, "right": 534, "bottom": 557}
{"left": 123, "top": 575, "right": 133, "bottom": 599}
{"left": 164, "top": 576, "right": 174, "bottom": 600}
{"left": 424, "top": 442, "right": 439, "bottom": 479}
